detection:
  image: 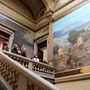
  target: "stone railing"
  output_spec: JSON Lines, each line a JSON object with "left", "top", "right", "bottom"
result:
{"left": 0, "top": 50, "right": 60, "bottom": 90}
{"left": 2, "top": 50, "right": 55, "bottom": 80}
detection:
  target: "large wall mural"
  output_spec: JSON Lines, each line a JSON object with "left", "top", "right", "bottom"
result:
{"left": 53, "top": 3, "right": 90, "bottom": 72}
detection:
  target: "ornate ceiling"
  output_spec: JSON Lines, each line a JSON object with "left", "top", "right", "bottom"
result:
{"left": 20, "top": 0, "right": 46, "bottom": 20}
{"left": 19, "top": 0, "right": 59, "bottom": 20}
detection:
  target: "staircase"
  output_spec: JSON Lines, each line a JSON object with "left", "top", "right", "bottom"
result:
{"left": 0, "top": 50, "right": 60, "bottom": 90}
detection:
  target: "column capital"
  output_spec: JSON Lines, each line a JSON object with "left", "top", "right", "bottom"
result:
{"left": 46, "top": 10, "right": 54, "bottom": 23}
{"left": 46, "top": 9, "right": 53, "bottom": 17}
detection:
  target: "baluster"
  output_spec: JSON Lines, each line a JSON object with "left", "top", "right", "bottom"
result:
{"left": 43, "top": 66, "right": 45, "bottom": 73}
{"left": 18, "top": 59, "right": 20, "bottom": 64}
{"left": 20, "top": 59, "right": 23, "bottom": 65}
{"left": 47, "top": 68, "right": 50, "bottom": 74}
{"left": 12, "top": 56, "right": 15, "bottom": 60}
{"left": 40, "top": 66, "right": 43, "bottom": 73}
{"left": 36, "top": 64, "right": 38, "bottom": 71}
{"left": 21, "top": 60, "right": 24, "bottom": 66}
{"left": 24, "top": 61, "right": 28, "bottom": 68}
{"left": 47, "top": 68, "right": 50, "bottom": 75}
{"left": 49, "top": 68, "right": 51, "bottom": 75}
{"left": 9, "top": 55, "right": 12, "bottom": 58}
{"left": 50, "top": 68, "right": 52, "bottom": 75}
{"left": 33, "top": 63, "right": 36, "bottom": 71}
{"left": 26, "top": 61, "right": 29, "bottom": 68}
{"left": 45, "top": 67, "right": 48, "bottom": 74}
{"left": 34, "top": 64, "right": 36, "bottom": 71}
{"left": 38, "top": 65, "right": 40, "bottom": 72}
{"left": 16, "top": 57, "right": 19, "bottom": 62}
{"left": 41, "top": 66, "right": 44, "bottom": 73}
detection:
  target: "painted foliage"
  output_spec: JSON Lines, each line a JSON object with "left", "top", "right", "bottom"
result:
{"left": 53, "top": 3, "right": 90, "bottom": 71}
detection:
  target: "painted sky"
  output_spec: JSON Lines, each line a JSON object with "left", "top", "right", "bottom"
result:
{"left": 53, "top": 3, "right": 90, "bottom": 33}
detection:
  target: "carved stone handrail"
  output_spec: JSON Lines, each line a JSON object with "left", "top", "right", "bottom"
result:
{"left": 0, "top": 50, "right": 60, "bottom": 90}
{"left": 2, "top": 50, "right": 55, "bottom": 79}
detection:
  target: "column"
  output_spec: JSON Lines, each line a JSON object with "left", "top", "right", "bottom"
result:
{"left": 34, "top": 43, "right": 38, "bottom": 55}
{"left": 47, "top": 21, "right": 53, "bottom": 65}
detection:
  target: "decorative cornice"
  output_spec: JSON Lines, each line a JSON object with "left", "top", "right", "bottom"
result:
{"left": 53, "top": 0, "right": 89, "bottom": 22}
{"left": 0, "top": 24, "right": 15, "bottom": 33}
{"left": 0, "top": 11, "right": 35, "bottom": 33}
{"left": 34, "top": 34, "right": 48, "bottom": 44}
{"left": 54, "top": 0, "right": 75, "bottom": 12}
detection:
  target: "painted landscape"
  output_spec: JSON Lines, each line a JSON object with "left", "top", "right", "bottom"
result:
{"left": 53, "top": 3, "right": 90, "bottom": 72}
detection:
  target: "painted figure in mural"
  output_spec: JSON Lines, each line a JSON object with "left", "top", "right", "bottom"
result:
{"left": 11, "top": 44, "right": 18, "bottom": 54}
{"left": 76, "top": 36, "right": 83, "bottom": 47}
{"left": 58, "top": 46, "right": 63, "bottom": 55}
{"left": 3, "top": 42, "right": 9, "bottom": 51}
{"left": 21, "top": 48, "right": 27, "bottom": 57}
{"left": 58, "top": 46, "right": 65, "bottom": 60}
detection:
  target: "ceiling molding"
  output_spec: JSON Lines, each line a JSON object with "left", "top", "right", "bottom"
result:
{"left": 0, "top": 11, "right": 35, "bottom": 33}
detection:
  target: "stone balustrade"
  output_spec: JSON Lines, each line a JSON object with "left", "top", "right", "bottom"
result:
{"left": 0, "top": 50, "right": 60, "bottom": 90}
{"left": 2, "top": 50, "right": 55, "bottom": 79}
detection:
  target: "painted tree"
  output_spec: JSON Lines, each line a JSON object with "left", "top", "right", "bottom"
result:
{"left": 68, "top": 30, "right": 84, "bottom": 44}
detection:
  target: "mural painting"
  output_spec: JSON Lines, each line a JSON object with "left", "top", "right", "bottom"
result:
{"left": 53, "top": 3, "right": 90, "bottom": 72}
